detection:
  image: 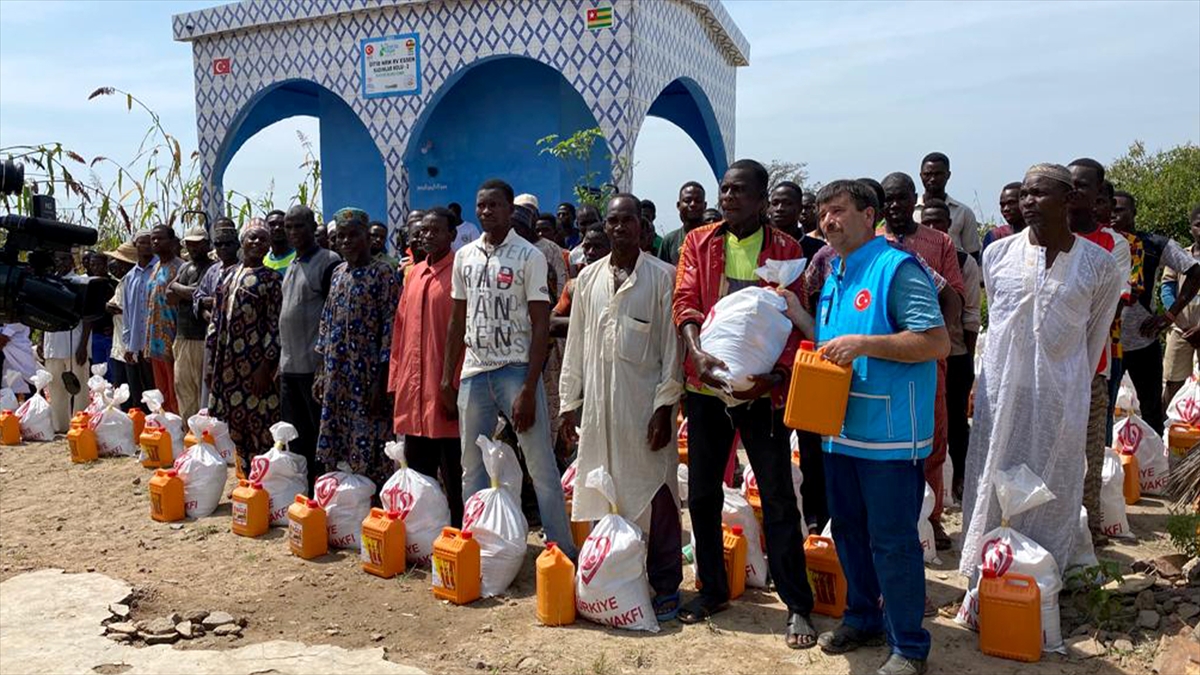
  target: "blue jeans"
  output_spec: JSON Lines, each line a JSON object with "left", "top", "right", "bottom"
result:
{"left": 825, "top": 452, "right": 930, "bottom": 661}
{"left": 458, "top": 364, "right": 576, "bottom": 559}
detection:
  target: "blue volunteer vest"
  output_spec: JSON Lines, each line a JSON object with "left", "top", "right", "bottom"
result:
{"left": 816, "top": 236, "right": 937, "bottom": 461}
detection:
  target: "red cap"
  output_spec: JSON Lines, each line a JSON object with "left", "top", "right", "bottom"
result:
{"left": 982, "top": 567, "right": 998, "bottom": 579}
{"left": 461, "top": 530, "right": 473, "bottom": 540}
{"left": 387, "top": 510, "right": 400, "bottom": 520}
{"left": 251, "top": 481, "right": 263, "bottom": 490}
{"left": 166, "top": 469, "right": 178, "bottom": 478}
{"left": 800, "top": 340, "right": 815, "bottom": 351}
{"left": 307, "top": 499, "right": 319, "bottom": 508}
{"left": 732, "top": 525, "right": 743, "bottom": 536}
{"left": 546, "top": 542, "right": 557, "bottom": 551}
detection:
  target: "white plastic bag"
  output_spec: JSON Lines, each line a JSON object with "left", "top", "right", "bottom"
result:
{"left": 677, "top": 463, "right": 689, "bottom": 504}
{"left": 721, "top": 487, "right": 768, "bottom": 588}
{"left": 172, "top": 417, "right": 227, "bottom": 518}
{"left": 93, "top": 385, "right": 136, "bottom": 457}
{"left": 191, "top": 409, "right": 236, "bottom": 466}
{"left": 575, "top": 467, "right": 659, "bottom": 632}
{"left": 1068, "top": 506, "right": 1099, "bottom": 571}
{"left": 83, "top": 364, "right": 110, "bottom": 417}
{"left": 1114, "top": 414, "right": 1170, "bottom": 495}
{"left": 699, "top": 289, "right": 792, "bottom": 402}
{"left": 1100, "top": 447, "right": 1132, "bottom": 539}
{"left": 248, "top": 422, "right": 309, "bottom": 526}
{"left": 561, "top": 459, "right": 578, "bottom": 500}
{"left": 141, "top": 390, "right": 184, "bottom": 461}
{"left": 1115, "top": 373, "right": 1140, "bottom": 416}
{"left": 917, "top": 483, "right": 939, "bottom": 564}
{"left": 15, "top": 370, "right": 53, "bottom": 441}
{"left": 741, "top": 464, "right": 809, "bottom": 539}
{"left": 956, "top": 464, "right": 1064, "bottom": 653}
{"left": 314, "top": 463, "right": 376, "bottom": 549}
{"left": 475, "top": 435, "right": 523, "bottom": 501}
{"left": 380, "top": 440, "right": 451, "bottom": 566}
{"left": 1166, "top": 374, "right": 1200, "bottom": 426}
{"left": 0, "top": 371, "right": 21, "bottom": 411}
{"left": 462, "top": 435, "right": 528, "bottom": 597}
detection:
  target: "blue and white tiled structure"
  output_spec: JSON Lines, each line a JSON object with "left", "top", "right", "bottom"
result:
{"left": 174, "top": 0, "right": 748, "bottom": 227}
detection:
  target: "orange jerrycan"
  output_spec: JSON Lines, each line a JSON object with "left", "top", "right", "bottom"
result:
{"left": 536, "top": 542, "right": 576, "bottom": 626}
{"left": 563, "top": 496, "right": 593, "bottom": 551}
{"left": 979, "top": 571, "right": 1042, "bottom": 663}
{"left": 68, "top": 417, "right": 98, "bottom": 464}
{"left": 287, "top": 495, "right": 328, "bottom": 560}
{"left": 432, "top": 527, "right": 481, "bottom": 605}
{"left": 128, "top": 408, "right": 145, "bottom": 440}
{"left": 1168, "top": 423, "right": 1200, "bottom": 456}
{"left": 139, "top": 422, "right": 174, "bottom": 469}
{"left": 361, "top": 508, "right": 406, "bottom": 578}
{"left": 184, "top": 432, "right": 198, "bottom": 448}
{"left": 1, "top": 410, "right": 20, "bottom": 445}
{"left": 723, "top": 524, "right": 748, "bottom": 600}
{"left": 804, "top": 535, "right": 847, "bottom": 617}
{"left": 149, "top": 469, "right": 185, "bottom": 522}
{"left": 1119, "top": 451, "right": 1141, "bottom": 505}
{"left": 231, "top": 479, "right": 270, "bottom": 538}
{"left": 784, "top": 341, "right": 853, "bottom": 435}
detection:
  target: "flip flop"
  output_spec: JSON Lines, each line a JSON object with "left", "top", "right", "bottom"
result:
{"left": 677, "top": 596, "right": 728, "bottom": 624}
{"left": 786, "top": 612, "right": 818, "bottom": 649}
{"left": 653, "top": 592, "right": 681, "bottom": 622}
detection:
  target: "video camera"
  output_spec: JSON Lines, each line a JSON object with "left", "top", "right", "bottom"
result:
{"left": 0, "top": 158, "right": 113, "bottom": 332}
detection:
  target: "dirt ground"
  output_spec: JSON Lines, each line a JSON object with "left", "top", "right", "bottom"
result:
{"left": 0, "top": 438, "right": 1182, "bottom": 675}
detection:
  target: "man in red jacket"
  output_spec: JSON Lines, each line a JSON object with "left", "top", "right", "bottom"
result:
{"left": 672, "top": 159, "right": 816, "bottom": 649}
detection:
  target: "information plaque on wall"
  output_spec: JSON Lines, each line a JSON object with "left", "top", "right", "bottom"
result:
{"left": 360, "top": 33, "right": 422, "bottom": 98}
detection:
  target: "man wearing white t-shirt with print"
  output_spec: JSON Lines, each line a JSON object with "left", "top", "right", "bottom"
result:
{"left": 441, "top": 178, "right": 576, "bottom": 560}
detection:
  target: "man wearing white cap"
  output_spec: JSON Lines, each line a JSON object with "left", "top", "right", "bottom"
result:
{"left": 168, "top": 226, "right": 215, "bottom": 420}
{"left": 961, "top": 164, "right": 1122, "bottom": 607}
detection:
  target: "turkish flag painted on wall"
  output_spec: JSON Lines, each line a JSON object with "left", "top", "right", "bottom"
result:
{"left": 212, "top": 58, "right": 231, "bottom": 76}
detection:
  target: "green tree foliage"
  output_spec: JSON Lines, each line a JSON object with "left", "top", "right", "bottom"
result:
{"left": 536, "top": 127, "right": 626, "bottom": 212}
{"left": 1107, "top": 141, "right": 1200, "bottom": 240}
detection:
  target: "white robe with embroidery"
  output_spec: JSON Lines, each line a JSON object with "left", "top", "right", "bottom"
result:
{"left": 559, "top": 252, "right": 684, "bottom": 523}
{"left": 960, "top": 230, "right": 1121, "bottom": 579}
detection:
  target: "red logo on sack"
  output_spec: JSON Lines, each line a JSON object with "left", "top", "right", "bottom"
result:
{"left": 314, "top": 475, "right": 339, "bottom": 507}
{"left": 853, "top": 289, "right": 872, "bottom": 311}
{"left": 746, "top": 472, "right": 758, "bottom": 491}
{"left": 1181, "top": 397, "right": 1200, "bottom": 426}
{"left": 1117, "top": 421, "right": 1143, "bottom": 453}
{"left": 579, "top": 535, "right": 612, "bottom": 585}
{"left": 981, "top": 538, "right": 1014, "bottom": 577}
{"left": 383, "top": 485, "right": 414, "bottom": 518}
{"left": 248, "top": 456, "right": 270, "bottom": 482}
{"left": 461, "top": 494, "right": 485, "bottom": 532}
{"left": 172, "top": 448, "right": 191, "bottom": 472}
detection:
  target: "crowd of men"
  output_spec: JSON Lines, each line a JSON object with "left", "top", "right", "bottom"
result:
{"left": 4, "top": 150, "right": 1200, "bottom": 675}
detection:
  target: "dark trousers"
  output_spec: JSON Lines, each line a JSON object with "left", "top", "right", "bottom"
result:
{"left": 405, "top": 435, "right": 464, "bottom": 528}
{"left": 946, "top": 353, "right": 975, "bottom": 487}
{"left": 797, "top": 431, "right": 827, "bottom": 530}
{"left": 686, "top": 392, "right": 813, "bottom": 615}
{"left": 281, "top": 373, "right": 324, "bottom": 491}
{"left": 825, "top": 452, "right": 930, "bottom": 660}
{"left": 647, "top": 483, "right": 683, "bottom": 597}
{"left": 124, "top": 358, "right": 156, "bottom": 413}
{"left": 1123, "top": 342, "right": 1164, "bottom": 435}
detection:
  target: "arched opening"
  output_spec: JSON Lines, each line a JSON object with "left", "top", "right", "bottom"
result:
{"left": 645, "top": 77, "right": 727, "bottom": 180}
{"left": 213, "top": 79, "right": 386, "bottom": 223}
{"left": 632, "top": 117, "right": 719, "bottom": 236}
{"left": 221, "top": 117, "right": 320, "bottom": 216}
{"left": 405, "top": 55, "right": 609, "bottom": 213}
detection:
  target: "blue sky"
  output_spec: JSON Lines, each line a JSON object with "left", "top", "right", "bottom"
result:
{"left": 1, "top": 0, "right": 1198, "bottom": 230}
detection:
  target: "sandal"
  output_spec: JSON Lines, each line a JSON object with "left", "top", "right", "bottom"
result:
{"left": 817, "top": 623, "right": 886, "bottom": 655}
{"left": 677, "top": 596, "right": 728, "bottom": 624}
{"left": 786, "top": 612, "right": 818, "bottom": 649}
{"left": 652, "top": 592, "right": 681, "bottom": 622}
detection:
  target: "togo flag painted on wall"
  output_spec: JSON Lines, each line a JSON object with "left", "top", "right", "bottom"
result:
{"left": 586, "top": 6, "right": 613, "bottom": 30}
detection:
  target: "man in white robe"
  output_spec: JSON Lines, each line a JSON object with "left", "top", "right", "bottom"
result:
{"left": 961, "top": 164, "right": 1122, "bottom": 584}
{"left": 559, "top": 193, "right": 684, "bottom": 621}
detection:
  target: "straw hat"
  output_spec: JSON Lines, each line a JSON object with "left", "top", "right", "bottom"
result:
{"left": 105, "top": 241, "right": 138, "bottom": 265}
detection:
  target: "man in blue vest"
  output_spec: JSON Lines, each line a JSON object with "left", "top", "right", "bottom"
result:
{"left": 812, "top": 180, "right": 949, "bottom": 675}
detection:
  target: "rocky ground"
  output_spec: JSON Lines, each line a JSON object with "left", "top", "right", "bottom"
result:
{"left": 2, "top": 437, "right": 1198, "bottom": 674}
